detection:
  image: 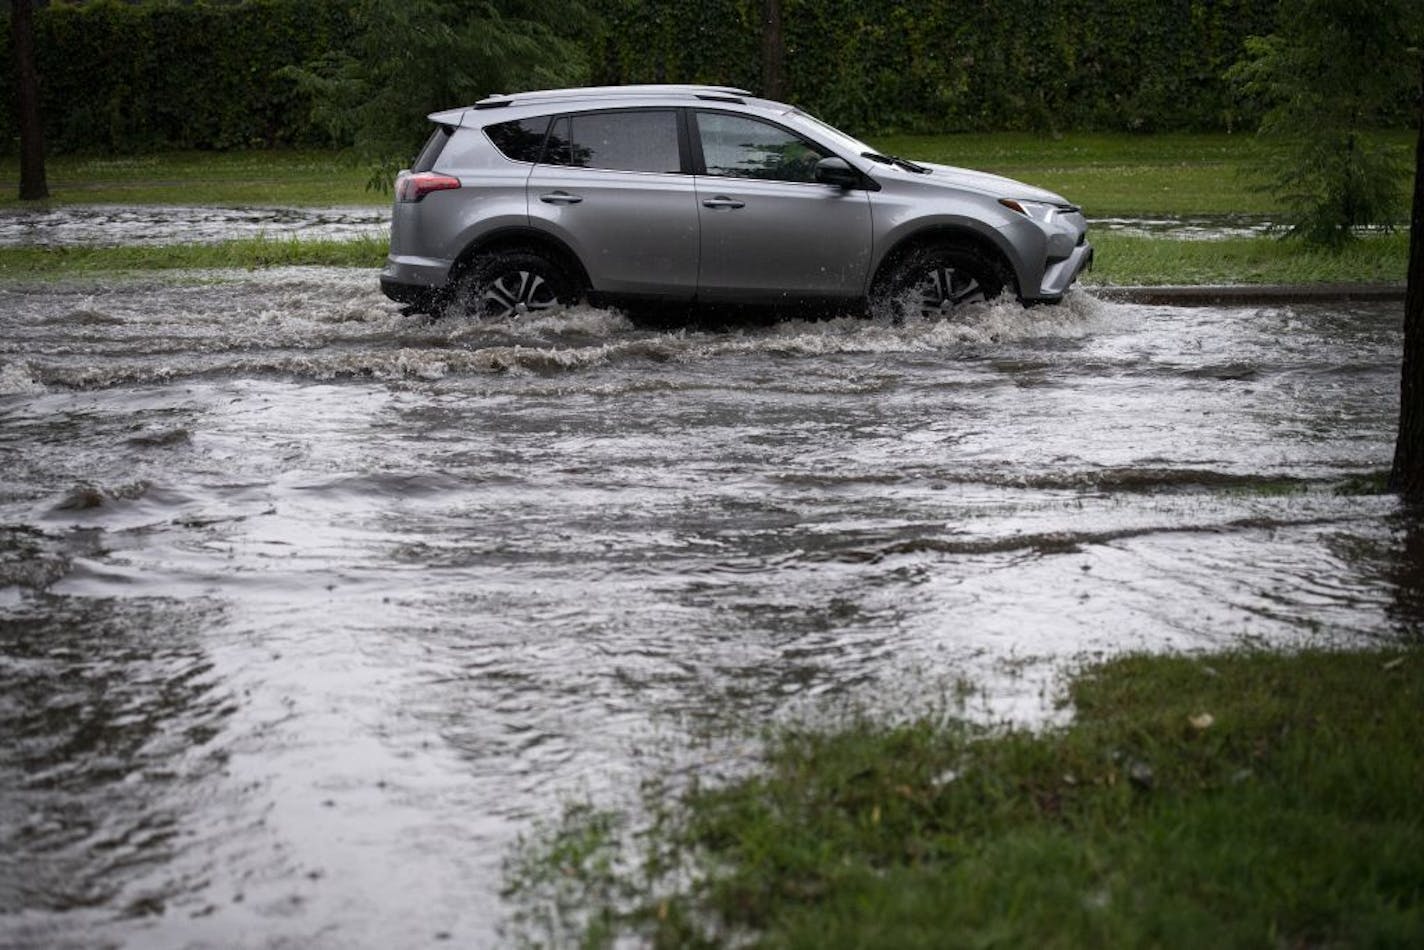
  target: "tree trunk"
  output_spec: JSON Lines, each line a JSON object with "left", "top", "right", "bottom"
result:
{"left": 760, "top": 0, "right": 786, "bottom": 101}
{"left": 11, "top": 0, "right": 48, "bottom": 201}
{"left": 1390, "top": 54, "right": 1424, "bottom": 498}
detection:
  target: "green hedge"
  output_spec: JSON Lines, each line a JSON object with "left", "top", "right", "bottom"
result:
{"left": 589, "top": 0, "right": 1280, "bottom": 134}
{"left": 0, "top": 0, "right": 356, "bottom": 153}
{"left": 4, "top": 0, "right": 1281, "bottom": 154}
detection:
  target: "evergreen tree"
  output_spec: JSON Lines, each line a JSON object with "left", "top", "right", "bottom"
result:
{"left": 1228, "top": 0, "right": 1414, "bottom": 247}
{"left": 288, "top": 0, "right": 591, "bottom": 189}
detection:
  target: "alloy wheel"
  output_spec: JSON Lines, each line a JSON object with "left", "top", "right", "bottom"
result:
{"left": 478, "top": 269, "right": 561, "bottom": 319}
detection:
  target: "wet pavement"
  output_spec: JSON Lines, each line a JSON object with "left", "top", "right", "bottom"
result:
{"left": 0, "top": 268, "right": 1416, "bottom": 947}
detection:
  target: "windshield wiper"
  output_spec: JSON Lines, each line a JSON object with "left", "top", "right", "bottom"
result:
{"left": 861, "top": 151, "right": 930, "bottom": 174}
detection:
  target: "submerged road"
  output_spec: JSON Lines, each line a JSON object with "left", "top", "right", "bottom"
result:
{"left": 1, "top": 269, "right": 1416, "bottom": 947}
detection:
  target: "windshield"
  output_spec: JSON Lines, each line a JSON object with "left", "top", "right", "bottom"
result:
{"left": 784, "top": 110, "right": 877, "bottom": 159}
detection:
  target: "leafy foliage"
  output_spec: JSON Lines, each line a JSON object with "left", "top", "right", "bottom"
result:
{"left": 0, "top": 0, "right": 358, "bottom": 152}
{"left": 283, "top": 0, "right": 592, "bottom": 188}
{"left": 587, "top": 0, "right": 1281, "bottom": 135}
{"left": 1, "top": 0, "right": 1289, "bottom": 160}
{"left": 1227, "top": 0, "right": 1419, "bottom": 247}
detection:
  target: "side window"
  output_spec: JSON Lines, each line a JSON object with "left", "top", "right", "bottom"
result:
{"left": 566, "top": 111, "right": 681, "bottom": 173}
{"left": 544, "top": 116, "right": 576, "bottom": 167}
{"left": 485, "top": 117, "right": 551, "bottom": 164}
{"left": 697, "top": 112, "right": 828, "bottom": 183}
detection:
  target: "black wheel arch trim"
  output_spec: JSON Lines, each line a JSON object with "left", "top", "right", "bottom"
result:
{"left": 450, "top": 227, "right": 592, "bottom": 293}
{"left": 872, "top": 226, "right": 1024, "bottom": 299}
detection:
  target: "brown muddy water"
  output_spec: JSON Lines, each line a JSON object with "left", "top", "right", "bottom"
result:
{"left": 0, "top": 267, "right": 1417, "bottom": 948}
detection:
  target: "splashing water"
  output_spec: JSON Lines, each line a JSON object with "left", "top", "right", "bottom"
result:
{"left": 0, "top": 267, "right": 1414, "bottom": 948}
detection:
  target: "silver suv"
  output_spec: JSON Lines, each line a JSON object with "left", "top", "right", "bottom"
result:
{"left": 380, "top": 85, "right": 1092, "bottom": 320}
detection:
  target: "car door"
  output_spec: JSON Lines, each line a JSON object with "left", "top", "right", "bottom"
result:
{"left": 691, "top": 110, "right": 873, "bottom": 303}
{"left": 526, "top": 109, "right": 699, "bottom": 298}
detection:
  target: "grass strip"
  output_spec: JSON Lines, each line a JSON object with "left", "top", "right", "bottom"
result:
{"left": 1084, "top": 231, "right": 1410, "bottom": 287}
{"left": 871, "top": 130, "right": 1415, "bottom": 219}
{"left": 0, "top": 150, "right": 382, "bottom": 208}
{"left": 506, "top": 648, "right": 1424, "bottom": 948}
{"left": 0, "top": 234, "right": 387, "bottom": 276}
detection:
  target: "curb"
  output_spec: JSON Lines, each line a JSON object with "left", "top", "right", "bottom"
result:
{"left": 1085, "top": 283, "right": 1407, "bottom": 306}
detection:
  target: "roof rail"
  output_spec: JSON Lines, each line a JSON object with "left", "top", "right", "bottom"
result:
{"left": 473, "top": 84, "right": 755, "bottom": 109}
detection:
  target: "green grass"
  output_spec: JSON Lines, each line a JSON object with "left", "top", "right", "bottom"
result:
{"left": 0, "top": 234, "right": 386, "bottom": 276}
{"left": 0, "top": 150, "right": 381, "bottom": 207}
{"left": 1084, "top": 231, "right": 1410, "bottom": 286}
{"left": 506, "top": 649, "right": 1424, "bottom": 948}
{"left": 869, "top": 130, "right": 1417, "bottom": 219}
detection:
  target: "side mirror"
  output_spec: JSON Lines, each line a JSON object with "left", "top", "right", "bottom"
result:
{"left": 814, "top": 156, "right": 861, "bottom": 190}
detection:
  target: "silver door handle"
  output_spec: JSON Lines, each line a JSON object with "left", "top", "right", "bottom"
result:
{"left": 539, "top": 191, "right": 583, "bottom": 204}
{"left": 702, "top": 197, "right": 746, "bottom": 209}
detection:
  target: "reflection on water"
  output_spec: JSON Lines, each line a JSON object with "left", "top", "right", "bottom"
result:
{"left": 0, "top": 268, "right": 1415, "bottom": 947}
{"left": 0, "top": 598, "right": 232, "bottom": 935}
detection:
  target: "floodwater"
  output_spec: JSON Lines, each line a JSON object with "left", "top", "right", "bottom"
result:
{"left": 0, "top": 268, "right": 1417, "bottom": 948}
{"left": 0, "top": 207, "right": 387, "bottom": 248}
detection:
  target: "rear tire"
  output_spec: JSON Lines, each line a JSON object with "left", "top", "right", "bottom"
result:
{"left": 447, "top": 249, "right": 579, "bottom": 320}
{"left": 870, "top": 241, "right": 1013, "bottom": 321}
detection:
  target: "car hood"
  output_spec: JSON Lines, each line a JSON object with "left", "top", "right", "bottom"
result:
{"left": 901, "top": 162, "right": 1072, "bottom": 207}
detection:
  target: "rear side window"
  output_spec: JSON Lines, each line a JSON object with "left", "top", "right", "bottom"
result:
{"left": 485, "top": 117, "right": 551, "bottom": 163}
{"left": 543, "top": 110, "right": 682, "bottom": 173}
{"left": 412, "top": 125, "right": 453, "bottom": 172}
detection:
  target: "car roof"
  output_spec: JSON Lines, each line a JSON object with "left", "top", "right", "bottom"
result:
{"left": 428, "top": 84, "right": 771, "bottom": 125}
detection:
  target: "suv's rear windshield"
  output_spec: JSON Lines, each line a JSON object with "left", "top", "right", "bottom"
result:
{"left": 412, "top": 125, "right": 453, "bottom": 172}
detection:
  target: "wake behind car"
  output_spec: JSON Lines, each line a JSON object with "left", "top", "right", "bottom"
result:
{"left": 380, "top": 84, "right": 1092, "bottom": 320}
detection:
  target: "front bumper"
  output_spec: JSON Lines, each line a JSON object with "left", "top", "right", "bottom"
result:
{"left": 1035, "top": 242, "right": 1094, "bottom": 301}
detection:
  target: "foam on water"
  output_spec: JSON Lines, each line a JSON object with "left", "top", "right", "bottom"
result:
{"left": 3, "top": 274, "right": 1133, "bottom": 391}
{"left": 0, "top": 205, "right": 389, "bottom": 248}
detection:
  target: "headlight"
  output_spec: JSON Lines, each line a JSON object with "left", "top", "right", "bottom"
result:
{"left": 998, "top": 198, "right": 1058, "bottom": 223}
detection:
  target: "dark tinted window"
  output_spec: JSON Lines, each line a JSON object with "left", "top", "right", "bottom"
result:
{"left": 552, "top": 111, "right": 681, "bottom": 173}
{"left": 412, "top": 125, "right": 453, "bottom": 172}
{"left": 485, "top": 117, "right": 551, "bottom": 163}
{"left": 545, "top": 116, "right": 575, "bottom": 167}
{"left": 697, "top": 112, "right": 828, "bottom": 183}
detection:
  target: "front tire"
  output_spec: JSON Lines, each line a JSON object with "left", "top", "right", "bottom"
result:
{"left": 447, "top": 249, "right": 578, "bottom": 320}
{"left": 870, "top": 241, "right": 1013, "bottom": 321}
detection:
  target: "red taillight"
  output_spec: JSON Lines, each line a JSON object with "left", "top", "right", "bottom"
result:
{"left": 396, "top": 171, "right": 461, "bottom": 203}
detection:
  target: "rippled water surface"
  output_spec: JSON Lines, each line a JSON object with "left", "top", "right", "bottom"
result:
{"left": 0, "top": 207, "right": 388, "bottom": 248}
{"left": 0, "top": 268, "right": 1416, "bottom": 948}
